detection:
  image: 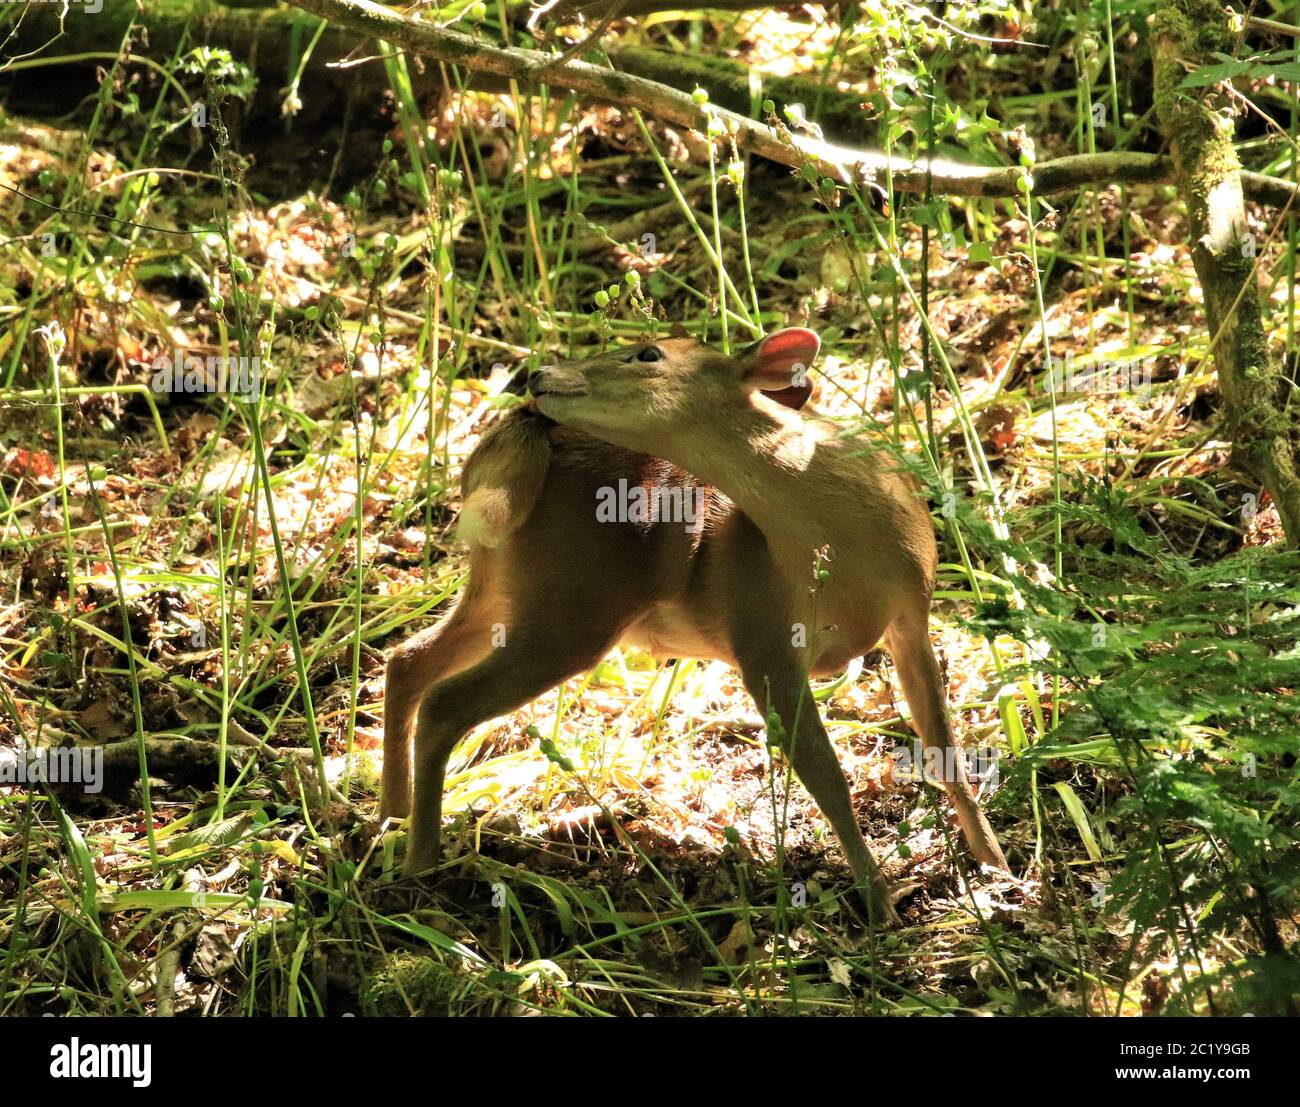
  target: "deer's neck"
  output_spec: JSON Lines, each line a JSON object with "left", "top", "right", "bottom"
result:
{"left": 665, "top": 398, "right": 933, "bottom": 650}
{"left": 676, "top": 400, "right": 837, "bottom": 550}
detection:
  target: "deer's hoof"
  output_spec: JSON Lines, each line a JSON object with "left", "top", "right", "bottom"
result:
{"left": 860, "top": 880, "right": 902, "bottom": 928}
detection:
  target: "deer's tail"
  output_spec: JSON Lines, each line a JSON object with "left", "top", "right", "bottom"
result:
{"left": 457, "top": 409, "right": 553, "bottom": 548}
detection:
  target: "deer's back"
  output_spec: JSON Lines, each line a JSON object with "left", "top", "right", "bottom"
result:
{"left": 458, "top": 409, "right": 730, "bottom": 627}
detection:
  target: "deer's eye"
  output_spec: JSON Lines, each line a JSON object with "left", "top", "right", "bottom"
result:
{"left": 637, "top": 346, "right": 664, "bottom": 363}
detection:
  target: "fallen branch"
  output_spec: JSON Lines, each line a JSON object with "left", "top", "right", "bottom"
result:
{"left": 285, "top": 0, "right": 1298, "bottom": 208}
{"left": 544, "top": 0, "right": 774, "bottom": 17}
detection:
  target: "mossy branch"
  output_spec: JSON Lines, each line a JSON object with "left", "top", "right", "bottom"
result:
{"left": 1154, "top": 0, "right": 1300, "bottom": 544}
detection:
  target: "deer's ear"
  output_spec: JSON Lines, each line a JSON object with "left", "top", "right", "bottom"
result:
{"left": 759, "top": 382, "right": 814, "bottom": 411}
{"left": 739, "top": 328, "right": 820, "bottom": 395}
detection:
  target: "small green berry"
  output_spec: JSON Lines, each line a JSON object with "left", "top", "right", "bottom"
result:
{"left": 762, "top": 98, "right": 776, "bottom": 115}
{"left": 692, "top": 87, "right": 709, "bottom": 106}
{"left": 594, "top": 290, "right": 609, "bottom": 308}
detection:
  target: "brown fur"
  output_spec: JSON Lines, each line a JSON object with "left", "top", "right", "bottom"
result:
{"left": 382, "top": 334, "right": 1007, "bottom": 925}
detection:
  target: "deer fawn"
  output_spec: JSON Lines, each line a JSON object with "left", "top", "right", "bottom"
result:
{"left": 382, "top": 327, "right": 1007, "bottom": 924}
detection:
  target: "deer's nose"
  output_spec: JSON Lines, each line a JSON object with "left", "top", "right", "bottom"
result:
{"left": 528, "top": 365, "right": 555, "bottom": 393}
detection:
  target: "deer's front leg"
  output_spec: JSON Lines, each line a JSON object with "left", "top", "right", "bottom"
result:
{"left": 886, "top": 609, "right": 1008, "bottom": 872}
{"left": 726, "top": 588, "right": 898, "bottom": 925}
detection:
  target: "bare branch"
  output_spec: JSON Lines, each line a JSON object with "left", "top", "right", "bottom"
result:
{"left": 285, "top": 0, "right": 1298, "bottom": 208}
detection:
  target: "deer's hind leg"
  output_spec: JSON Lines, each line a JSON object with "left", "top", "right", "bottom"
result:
{"left": 402, "top": 597, "right": 627, "bottom": 876}
{"left": 381, "top": 571, "right": 501, "bottom": 821}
